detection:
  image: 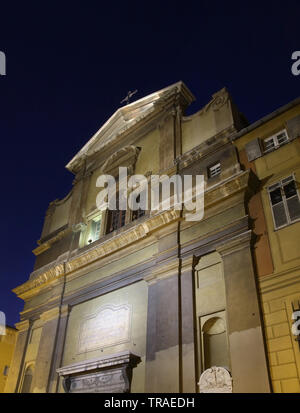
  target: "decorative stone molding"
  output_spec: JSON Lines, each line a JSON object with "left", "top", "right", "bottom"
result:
{"left": 180, "top": 256, "right": 195, "bottom": 273}
{"left": 66, "top": 82, "right": 194, "bottom": 174}
{"left": 205, "top": 88, "right": 229, "bottom": 112}
{"left": 13, "top": 209, "right": 181, "bottom": 300}
{"left": 14, "top": 169, "right": 253, "bottom": 301}
{"left": 144, "top": 259, "right": 180, "bottom": 284}
{"left": 198, "top": 366, "right": 232, "bottom": 393}
{"left": 40, "top": 307, "right": 60, "bottom": 323}
{"left": 57, "top": 351, "right": 141, "bottom": 393}
{"left": 177, "top": 126, "right": 236, "bottom": 170}
{"left": 216, "top": 230, "right": 252, "bottom": 257}
{"left": 72, "top": 222, "right": 87, "bottom": 233}
{"left": 99, "top": 145, "right": 141, "bottom": 176}
{"left": 13, "top": 263, "right": 65, "bottom": 300}
{"left": 15, "top": 319, "right": 31, "bottom": 332}
{"left": 65, "top": 209, "right": 181, "bottom": 275}
{"left": 33, "top": 227, "right": 71, "bottom": 256}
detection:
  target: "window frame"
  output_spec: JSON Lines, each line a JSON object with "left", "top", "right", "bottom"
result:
{"left": 268, "top": 174, "right": 300, "bottom": 230}
{"left": 263, "top": 129, "right": 289, "bottom": 154}
{"left": 83, "top": 211, "right": 104, "bottom": 246}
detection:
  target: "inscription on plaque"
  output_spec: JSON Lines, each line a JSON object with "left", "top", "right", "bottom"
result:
{"left": 78, "top": 304, "right": 132, "bottom": 353}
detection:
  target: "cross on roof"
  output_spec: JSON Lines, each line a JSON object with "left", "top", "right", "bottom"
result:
{"left": 120, "top": 90, "right": 138, "bottom": 105}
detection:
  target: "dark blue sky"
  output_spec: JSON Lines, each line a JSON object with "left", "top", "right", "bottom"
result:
{"left": 0, "top": 1, "right": 299, "bottom": 326}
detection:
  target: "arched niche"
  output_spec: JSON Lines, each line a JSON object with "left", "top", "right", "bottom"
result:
{"left": 21, "top": 364, "right": 34, "bottom": 393}
{"left": 202, "top": 316, "right": 229, "bottom": 370}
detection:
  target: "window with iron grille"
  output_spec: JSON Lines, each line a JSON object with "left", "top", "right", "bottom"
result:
{"left": 263, "top": 129, "right": 289, "bottom": 153}
{"left": 208, "top": 162, "right": 221, "bottom": 179}
{"left": 132, "top": 194, "right": 145, "bottom": 221}
{"left": 106, "top": 195, "right": 127, "bottom": 234}
{"left": 268, "top": 175, "right": 300, "bottom": 229}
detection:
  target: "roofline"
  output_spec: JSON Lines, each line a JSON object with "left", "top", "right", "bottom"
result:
{"left": 231, "top": 96, "right": 300, "bottom": 141}
{"left": 65, "top": 81, "right": 195, "bottom": 173}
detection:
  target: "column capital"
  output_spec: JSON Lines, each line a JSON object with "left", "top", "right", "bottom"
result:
{"left": 216, "top": 230, "right": 252, "bottom": 257}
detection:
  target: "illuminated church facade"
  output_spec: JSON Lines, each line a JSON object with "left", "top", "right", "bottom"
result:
{"left": 5, "top": 82, "right": 300, "bottom": 393}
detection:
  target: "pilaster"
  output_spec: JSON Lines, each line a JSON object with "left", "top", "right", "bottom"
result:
{"left": 216, "top": 230, "right": 271, "bottom": 393}
{"left": 31, "top": 307, "right": 61, "bottom": 393}
{"left": 4, "top": 319, "right": 32, "bottom": 393}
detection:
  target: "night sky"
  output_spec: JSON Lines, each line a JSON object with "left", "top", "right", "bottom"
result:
{"left": 0, "top": 1, "right": 299, "bottom": 326}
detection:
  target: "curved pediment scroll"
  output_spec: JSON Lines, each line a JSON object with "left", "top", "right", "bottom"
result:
{"left": 100, "top": 145, "right": 141, "bottom": 176}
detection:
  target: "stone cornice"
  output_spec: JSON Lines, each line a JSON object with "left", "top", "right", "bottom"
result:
{"left": 14, "top": 170, "right": 253, "bottom": 301}
{"left": 33, "top": 226, "right": 71, "bottom": 256}
{"left": 13, "top": 209, "right": 181, "bottom": 300}
{"left": 15, "top": 319, "right": 31, "bottom": 332}
{"left": 144, "top": 259, "right": 180, "bottom": 284}
{"left": 57, "top": 350, "right": 141, "bottom": 377}
{"left": 216, "top": 230, "right": 252, "bottom": 257}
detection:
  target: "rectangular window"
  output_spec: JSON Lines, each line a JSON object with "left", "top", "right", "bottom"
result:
{"left": 106, "top": 194, "right": 127, "bottom": 234}
{"left": 208, "top": 162, "right": 221, "bottom": 179}
{"left": 132, "top": 194, "right": 146, "bottom": 221}
{"left": 268, "top": 175, "right": 300, "bottom": 229}
{"left": 263, "top": 129, "right": 289, "bottom": 153}
{"left": 107, "top": 209, "right": 126, "bottom": 233}
{"left": 3, "top": 365, "right": 9, "bottom": 376}
{"left": 87, "top": 215, "right": 102, "bottom": 244}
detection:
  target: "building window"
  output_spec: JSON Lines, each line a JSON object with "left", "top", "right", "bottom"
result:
{"left": 85, "top": 214, "right": 102, "bottom": 245}
{"left": 106, "top": 193, "right": 127, "bottom": 234}
{"left": 3, "top": 365, "right": 9, "bottom": 376}
{"left": 268, "top": 175, "right": 300, "bottom": 229}
{"left": 131, "top": 194, "right": 145, "bottom": 221}
{"left": 107, "top": 209, "right": 126, "bottom": 233}
{"left": 208, "top": 162, "right": 221, "bottom": 179}
{"left": 263, "top": 129, "right": 289, "bottom": 153}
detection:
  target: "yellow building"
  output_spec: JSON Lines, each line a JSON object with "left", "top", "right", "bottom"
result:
{"left": 233, "top": 99, "right": 300, "bottom": 392}
{"left": 0, "top": 326, "right": 17, "bottom": 392}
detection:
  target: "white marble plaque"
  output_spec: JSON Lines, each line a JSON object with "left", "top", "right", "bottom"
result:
{"left": 198, "top": 366, "right": 232, "bottom": 393}
{"left": 78, "top": 304, "right": 132, "bottom": 353}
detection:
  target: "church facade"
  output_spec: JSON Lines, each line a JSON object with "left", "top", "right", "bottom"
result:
{"left": 6, "top": 81, "right": 299, "bottom": 393}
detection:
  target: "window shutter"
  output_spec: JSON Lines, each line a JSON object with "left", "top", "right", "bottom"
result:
{"left": 245, "top": 138, "right": 262, "bottom": 161}
{"left": 286, "top": 115, "right": 300, "bottom": 140}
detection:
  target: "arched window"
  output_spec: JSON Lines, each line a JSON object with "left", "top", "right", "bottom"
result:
{"left": 202, "top": 317, "right": 229, "bottom": 370}
{"left": 21, "top": 365, "right": 34, "bottom": 393}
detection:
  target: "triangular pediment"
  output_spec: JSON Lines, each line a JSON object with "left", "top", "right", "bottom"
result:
{"left": 66, "top": 81, "right": 195, "bottom": 173}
